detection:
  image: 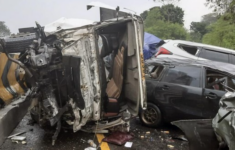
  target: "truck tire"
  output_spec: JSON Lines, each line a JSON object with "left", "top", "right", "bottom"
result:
{"left": 3, "top": 33, "right": 36, "bottom": 53}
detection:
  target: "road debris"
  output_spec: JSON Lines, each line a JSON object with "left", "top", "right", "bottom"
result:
{"left": 11, "top": 136, "right": 26, "bottom": 141}
{"left": 161, "top": 131, "right": 170, "bottom": 134}
{"left": 87, "top": 139, "right": 96, "bottom": 148}
{"left": 165, "top": 138, "right": 175, "bottom": 143}
{"left": 172, "top": 135, "right": 188, "bottom": 142}
{"left": 84, "top": 147, "right": 96, "bottom": 150}
{"left": 8, "top": 128, "right": 33, "bottom": 139}
{"left": 103, "top": 131, "right": 134, "bottom": 145}
{"left": 146, "top": 131, "right": 150, "bottom": 134}
{"left": 11, "top": 140, "right": 19, "bottom": 144}
{"left": 167, "top": 144, "right": 174, "bottom": 149}
{"left": 124, "top": 142, "right": 133, "bottom": 148}
{"left": 22, "top": 141, "right": 27, "bottom": 145}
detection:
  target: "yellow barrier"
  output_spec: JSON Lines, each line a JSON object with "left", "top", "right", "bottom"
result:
{"left": 0, "top": 53, "right": 26, "bottom": 104}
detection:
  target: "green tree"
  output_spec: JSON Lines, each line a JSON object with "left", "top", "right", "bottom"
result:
{"left": 142, "top": 5, "right": 187, "bottom": 40}
{"left": 160, "top": 4, "right": 184, "bottom": 24}
{"left": 146, "top": 20, "right": 187, "bottom": 40}
{"left": 188, "top": 13, "right": 218, "bottom": 42}
{"left": 144, "top": 7, "right": 163, "bottom": 28}
{"left": 190, "top": 22, "right": 208, "bottom": 36}
{"left": 0, "top": 22, "right": 10, "bottom": 37}
{"left": 206, "top": 0, "right": 233, "bottom": 13}
{"left": 202, "top": 18, "right": 235, "bottom": 49}
{"left": 201, "top": 13, "right": 218, "bottom": 25}
{"left": 140, "top": 10, "right": 148, "bottom": 21}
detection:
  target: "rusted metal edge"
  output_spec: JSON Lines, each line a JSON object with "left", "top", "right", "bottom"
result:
{"left": 0, "top": 91, "right": 31, "bottom": 146}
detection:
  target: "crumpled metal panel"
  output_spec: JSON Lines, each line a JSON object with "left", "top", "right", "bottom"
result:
{"left": 172, "top": 119, "right": 219, "bottom": 150}
{"left": 58, "top": 26, "right": 101, "bottom": 131}
{"left": 213, "top": 91, "right": 235, "bottom": 149}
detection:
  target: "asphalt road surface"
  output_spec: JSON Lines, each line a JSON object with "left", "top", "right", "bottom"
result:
{"left": 0, "top": 114, "right": 189, "bottom": 150}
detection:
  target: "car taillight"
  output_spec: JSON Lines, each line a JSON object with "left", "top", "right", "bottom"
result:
{"left": 155, "top": 47, "right": 172, "bottom": 57}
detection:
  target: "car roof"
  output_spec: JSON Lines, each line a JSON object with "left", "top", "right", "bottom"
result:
{"left": 167, "top": 40, "right": 235, "bottom": 54}
{"left": 145, "top": 57, "right": 235, "bottom": 76}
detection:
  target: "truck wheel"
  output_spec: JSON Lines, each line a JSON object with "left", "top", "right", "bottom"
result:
{"left": 139, "top": 103, "right": 162, "bottom": 127}
{"left": 3, "top": 33, "right": 36, "bottom": 53}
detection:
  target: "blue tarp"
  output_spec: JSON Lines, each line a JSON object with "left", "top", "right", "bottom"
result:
{"left": 143, "top": 32, "right": 162, "bottom": 60}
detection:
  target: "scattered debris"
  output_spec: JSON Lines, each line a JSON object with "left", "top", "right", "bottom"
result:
{"left": 11, "top": 140, "right": 19, "bottom": 144}
{"left": 84, "top": 147, "right": 96, "bottom": 150}
{"left": 8, "top": 128, "right": 33, "bottom": 139}
{"left": 103, "top": 131, "right": 134, "bottom": 146}
{"left": 146, "top": 131, "right": 150, "bottom": 134}
{"left": 165, "top": 138, "right": 175, "bottom": 143}
{"left": 161, "top": 131, "right": 170, "bottom": 134}
{"left": 167, "top": 144, "right": 174, "bottom": 149}
{"left": 22, "top": 141, "right": 27, "bottom": 145}
{"left": 87, "top": 139, "right": 97, "bottom": 148}
{"left": 11, "top": 136, "right": 26, "bottom": 141}
{"left": 140, "top": 135, "right": 145, "bottom": 139}
{"left": 124, "top": 142, "right": 133, "bottom": 148}
{"left": 172, "top": 135, "right": 188, "bottom": 142}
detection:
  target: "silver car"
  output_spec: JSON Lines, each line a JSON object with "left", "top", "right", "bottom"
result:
{"left": 156, "top": 40, "right": 235, "bottom": 64}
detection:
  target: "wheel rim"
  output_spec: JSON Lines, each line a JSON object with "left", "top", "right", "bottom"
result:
{"left": 142, "top": 107, "right": 159, "bottom": 124}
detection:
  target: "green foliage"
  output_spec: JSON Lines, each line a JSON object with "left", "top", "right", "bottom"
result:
{"left": 160, "top": 4, "right": 184, "bottom": 24}
{"left": 201, "top": 13, "right": 218, "bottom": 24}
{"left": 188, "top": 13, "right": 218, "bottom": 42}
{"left": 144, "top": 7, "right": 163, "bottom": 28}
{"left": 190, "top": 22, "right": 208, "bottom": 36}
{"left": 145, "top": 20, "right": 187, "bottom": 40}
{"left": 187, "top": 32, "right": 202, "bottom": 43}
{"left": 0, "top": 21, "right": 10, "bottom": 37}
{"left": 202, "top": 18, "right": 235, "bottom": 49}
{"left": 140, "top": 10, "right": 148, "bottom": 21}
{"left": 142, "top": 5, "right": 187, "bottom": 40}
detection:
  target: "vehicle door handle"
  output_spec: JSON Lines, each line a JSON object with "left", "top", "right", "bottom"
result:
{"left": 205, "top": 93, "right": 217, "bottom": 100}
{"left": 162, "top": 85, "right": 169, "bottom": 91}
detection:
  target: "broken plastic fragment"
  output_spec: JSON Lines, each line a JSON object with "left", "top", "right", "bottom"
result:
{"left": 22, "top": 141, "right": 27, "bottom": 145}
{"left": 161, "top": 131, "right": 170, "bottom": 134}
{"left": 124, "top": 142, "right": 133, "bottom": 148}
{"left": 11, "top": 136, "right": 26, "bottom": 141}
{"left": 88, "top": 139, "right": 97, "bottom": 148}
{"left": 146, "top": 131, "right": 150, "bottom": 134}
{"left": 167, "top": 145, "right": 174, "bottom": 149}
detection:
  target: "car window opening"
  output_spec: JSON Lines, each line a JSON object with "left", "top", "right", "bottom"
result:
{"left": 150, "top": 66, "right": 164, "bottom": 79}
{"left": 206, "top": 70, "right": 235, "bottom": 91}
{"left": 178, "top": 45, "right": 198, "bottom": 55}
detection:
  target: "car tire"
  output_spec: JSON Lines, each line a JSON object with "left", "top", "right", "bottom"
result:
{"left": 3, "top": 33, "right": 36, "bottom": 53}
{"left": 139, "top": 103, "right": 162, "bottom": 127}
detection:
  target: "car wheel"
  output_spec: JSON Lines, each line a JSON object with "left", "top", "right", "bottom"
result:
{"left": 140, "top": 103, "right": 162, "bottom": 127}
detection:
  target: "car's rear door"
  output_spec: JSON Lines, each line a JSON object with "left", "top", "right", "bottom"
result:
{"left": 153, "top": 65, "right": 203, "bottom": 122}
{"left": 201, "top": 68, "right": 227, "bottom": 118}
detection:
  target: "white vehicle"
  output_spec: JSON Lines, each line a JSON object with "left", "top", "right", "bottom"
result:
{"left": 155, "top": 40, "right": 235, "bottom": 64}
{"left": 0, "top": 6, "right": 146, "bottom": 146}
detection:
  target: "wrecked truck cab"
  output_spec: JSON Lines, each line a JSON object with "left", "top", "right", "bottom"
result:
{"left": 57, "top": 16, "right": 147, "bottom": 128}
{"left": 0, "top": 14, "right": 146, "bottom": 145}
